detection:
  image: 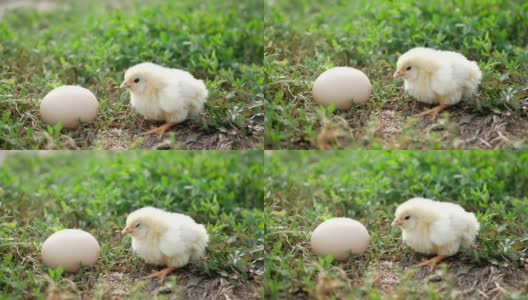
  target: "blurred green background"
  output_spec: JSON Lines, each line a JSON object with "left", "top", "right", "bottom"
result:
{"left": 264, "top": 150, "right": 528, "bottom": 298}
{"left": 0, "top": 150, "right": 264, "bottom": 299}
{"left": 265, "top": 0, "right": 528, "bottom": 149}
{"left": 0, "top": 0, "right": 263, "bottom": 149}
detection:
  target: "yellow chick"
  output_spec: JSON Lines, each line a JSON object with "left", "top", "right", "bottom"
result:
{"left": 120, "top": 62, "right": 208, "bottom": 137}
{"left": 122, "top": 207, "right": 209, "bottom": 282}
{"left": 394, "top": 47, "right": 482, "bottom": 119}
{"left": 391, "top": 197, "right": 480, "bottom": 270}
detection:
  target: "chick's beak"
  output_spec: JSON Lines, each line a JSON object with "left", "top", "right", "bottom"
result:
{"left": 393, "top": 70, "right": 405, "bottom": 78}
{"left": 391, "top": 219, "right": 402, "bottom": 227}
{"left": 121, "top": 226, "right": 133, "bottom": 234}
{"left": 120, "top": 81, "right": 132, "bottom": 89}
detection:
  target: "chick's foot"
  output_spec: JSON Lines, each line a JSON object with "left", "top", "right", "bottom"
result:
{"left": 413, "top": 255, "right": 447, "bottom": 271}
{"left": 143, "top": 122, "right": 176, "bottom": 138}
{"left": 144, "top": 266, "right": 177, "bottom": 283}
{"left": 414, "top": 104, "right": 449, "bottom": 120}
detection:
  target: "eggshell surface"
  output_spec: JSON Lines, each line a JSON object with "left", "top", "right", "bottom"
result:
{"left": 41, "top": 229, "right": 100, "bottom": 272}
{"left": 310, "top": 217, "right": 369, "bottom": 260}
{"left": 40, "top": 85, "right": 98, "bottom": 128}
{"left": 312, "top": 67, "right": 371, "bottom": 110}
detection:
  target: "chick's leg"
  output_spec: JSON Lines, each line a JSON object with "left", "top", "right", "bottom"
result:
{"left": 144, "top": 266, "right": 177, "bottom": 283}
{"left": 414, "top": 104, "right": 449, "bottom": 120}
{"left": 143, "top": 122, "right": 176, "bottom": 138}
{"left": 413, "top": 255, "right": 447, "bottom": 271}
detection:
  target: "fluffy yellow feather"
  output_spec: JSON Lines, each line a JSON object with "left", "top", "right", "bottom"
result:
{"left": 122, "top": 207, "right": 209, "bottom": 282}
{"left": 394, "top": 47, "right": 482, "bottom": 119}
{"left": 392, "top": 197, "right": 479, "bottom": 270}
{"left": 120, "top": 62, "right": 208, "bottom": 137}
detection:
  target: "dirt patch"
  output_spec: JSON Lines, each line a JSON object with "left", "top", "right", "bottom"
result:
{"left": 453, "top": 113, "right": 528, "bottom": 149}
{"left": 367, "top": 257, "right": 528, "bottom": 300}
{"left": 315, "top": 102, "right": 528, "bottom": 149}
{"left": 290, "top": 90, "right": 528, "bottom": 149}
{"left": 141, "top": 127, "right": 259, "bottom": 150}
{"left": 368, "top": 260, "right": 401, "bottom": 290}
{"left": 176, "top": 274, "right": 259, "bottom": 300}
{"left": 93, "top": 270, "right": 260, "bottom": 300}
{"left": 451, "top": 264, "right": 527, "bottom": 299}
{"left": 94, "top": 128, "right": 132, "bottom": 150}
{"left": 96, "top": 272, "right": 134, "bottom": 300}
{"left": 95, "top": 120, "right": 260, "bottom": 150}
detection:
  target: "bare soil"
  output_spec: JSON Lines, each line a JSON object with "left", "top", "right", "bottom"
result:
{"left": 380, "top": 255, "right": 528, "bottom": 300}
{"left": 94, "top": 117, "right": 262, "bottom": 150}
{"left": 315, "top": 102, "right": 528, "bottom": 150}
{"left": 96, "top": 270, "right": 260, "bottom": 300}
{"left": 313, "top": 256, "right": 528, "bottom": 300}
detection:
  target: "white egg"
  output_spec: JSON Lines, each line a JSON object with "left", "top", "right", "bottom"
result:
{"left": 40, "top": 85, "right": 98, "bottom": 129}
{"left": 310, "top": 217, "right": 369, "bottom": 260}
{"left": 41, "top": 229, "right": 100, "bottom": 272}
{"left": 312, "top": 67, "right": 371, "bottom": 110}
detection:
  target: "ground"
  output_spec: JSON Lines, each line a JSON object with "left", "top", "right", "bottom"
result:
{"left": 264, "top": 0, "right": 528, "bottom": 149}
{"left": 0, "top": 151, "right": 264, "bottom": 299}
{"left": 264, "top": 151, "right": 528, "bottom": 299}
{"left": 0, "top": 0, "right": 263, "bottom": 149}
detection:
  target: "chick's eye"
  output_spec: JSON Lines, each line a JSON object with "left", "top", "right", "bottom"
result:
{"left": 133, "top": 78, "right": 140, "bottom": 83}
{"left": 406, "top": 66, "right": 412, "bottom": 71}
{"left": 135, "top": 223, "right": 141, "bottom": 228}
{"left": 404, "top": 216, "right": 410, "bottom": 220}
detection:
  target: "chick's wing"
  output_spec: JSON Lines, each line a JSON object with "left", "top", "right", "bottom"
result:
{"left": 430, "top": 64, "right": 459, "bottom": 96}
{"left": 159, "top": 228, "right": 186, "bottom": 257}
{"left": 159, "top": 83, "right": 187, "bottom": 113}
{"left": 428, "top": 216, "right": 453, "bottom": 247}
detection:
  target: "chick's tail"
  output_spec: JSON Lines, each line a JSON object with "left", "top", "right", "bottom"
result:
{"left": 463, "top": 61, "right": 482, "bottom": 98}
{"left": 191, "top": 224, "right": 209, "bottom": 260}
{"left": 461, "top": 212, "right": 480, "bottom": 248}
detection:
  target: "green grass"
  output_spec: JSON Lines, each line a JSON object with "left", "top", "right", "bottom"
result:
{"left": 0, "top": 0, "right": 263, "bottom": 149}
{"left": 264, "top": 151, "right": 528, "bottom": 299}
{"left": 0, "top": 151, "right": 264, "bottom": 299}
{"left": 265, "top": 0, "right": 528, "bottom": 149}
